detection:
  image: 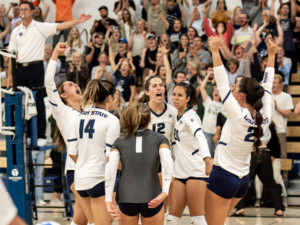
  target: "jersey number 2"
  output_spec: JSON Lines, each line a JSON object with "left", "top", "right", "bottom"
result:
{"left": 244, "top": 127, "right": 257, "bottom": 142}
{"left": 152, "top": 123, "right": 165, "bottom": 134}
{"left": 79, "top": 119, "right": 95, "bottom": 139}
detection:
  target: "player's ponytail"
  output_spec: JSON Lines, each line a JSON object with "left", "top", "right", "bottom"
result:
{"left": 54, "top": 83, "right": 67, "bottom": 152}
{"left": 120, "top": 102, "right": 151, "bottom": 138}
{"left": 139, "top": 76, "right": 163, "bottom": 103}
{"left": 81, "top": 80, "right": 116, "bottom": 109}
{"left": 174, "top": 82, "right": 198, "bottom": 108}
{"left": 239, "top": 78, "right": 265, "bottom": 161}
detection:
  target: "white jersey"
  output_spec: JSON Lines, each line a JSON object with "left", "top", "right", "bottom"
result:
{"left": 213, "top": 65, "right": 273, "bottom": 178}
{"left": 45, "top": 60, "right": 80, "bottom": 174}
{"left": 173, "top": 109, "right": 211, "bottom": 179}
{"left": 147, "top": 102, "right": 177, "bottom": 148}
{"left": 68, "top": 107, "right": 120, "bottom": 190}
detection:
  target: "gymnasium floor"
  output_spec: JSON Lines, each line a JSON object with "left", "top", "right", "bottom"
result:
{"left": 33, "top": 206, "right": 300, "bottom": 225}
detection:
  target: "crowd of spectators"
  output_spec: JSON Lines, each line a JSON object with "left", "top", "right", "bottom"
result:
{"left": 1, "top": 0, "right": 300, "bottom": 210}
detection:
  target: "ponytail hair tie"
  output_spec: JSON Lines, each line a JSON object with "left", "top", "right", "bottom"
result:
{"left": 184, "top": 81, "right": 190, "bottom": 85}
{"left": 256, "top": 85, "right": 260, "bottom": 90}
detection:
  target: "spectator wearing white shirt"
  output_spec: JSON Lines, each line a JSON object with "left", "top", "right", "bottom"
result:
{"left": 7, "top": 1, "right": 91, "bottom": 146}
{"left": 4, "top": 3, "right": 21, "bottom": 46}
{"left": 43, "top": 44, "right": 61, "bottom": 85}
{"left": 197, "top": 73, "right": 222, "bottom": 158}
{"left": 64, "top": 27, "right": 86, "bottom": 63}
{"left": 272, "top": 74, "right": 294, "bottom": 181}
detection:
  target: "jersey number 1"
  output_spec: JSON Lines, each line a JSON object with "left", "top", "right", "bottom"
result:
{"left": 79, "top": 119, "right": 95, "bottom": 139}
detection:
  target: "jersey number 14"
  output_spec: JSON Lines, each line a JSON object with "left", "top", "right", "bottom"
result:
{"left": 79, "top": 119, "right": 95, "bottom": 139}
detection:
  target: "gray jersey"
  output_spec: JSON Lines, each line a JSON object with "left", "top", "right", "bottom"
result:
{"left": 112, "top": 129, "right": 169, "bottom": 203}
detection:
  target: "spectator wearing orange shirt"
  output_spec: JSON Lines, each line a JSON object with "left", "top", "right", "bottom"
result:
{"left": 52, "top": 0, "right": 76, "bottom": 48}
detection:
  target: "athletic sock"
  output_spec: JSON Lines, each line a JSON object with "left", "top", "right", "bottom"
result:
{"left": 164, "top": 211, "right": 168, "bottom": 225}
{"left": 166, "top": 215, "right": 180, "bottom": 225}
{"left": 191, "top": 216, "right": 207, "bottom": 225}
{"left": 70, "top": 221, "right": 78, "bottom": 225}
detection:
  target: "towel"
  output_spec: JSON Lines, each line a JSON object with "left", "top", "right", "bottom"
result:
{"left": 17, "top": 86, "right": 37, "bottom": 120}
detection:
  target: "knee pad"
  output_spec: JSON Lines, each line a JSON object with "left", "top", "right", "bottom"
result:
{"left": 166, "top": 215, "right": 180, "bottom": 225}
{"left": 191, "top": 216, "right": 207, "bottom": 225}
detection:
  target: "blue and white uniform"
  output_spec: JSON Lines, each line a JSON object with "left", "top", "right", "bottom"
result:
{"left": 45, "top": 60, "right": 80, "bottom": 187}
{"left": 173, "top": 108, "right": 211, "bottom": 183}
{"left": 68, "top": 107, "right": 120, "bottom": 198}
{"left": 147, "top": 102, "right": 177, "bottom": 157}
{"left": 207, "top": 65, "right": 273, "bottom": 199}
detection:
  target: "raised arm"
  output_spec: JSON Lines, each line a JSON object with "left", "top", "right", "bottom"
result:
{"left": 291, "top": 0, "right": 297, "bottom": 23}
{"left": 41, "top": 0, "right": 50, "bottom": 21}
{"left": 256, "top": 20, "right": 268, "bottom": 47}
{"left": 128, "top": 30, "right": 135, "bottom": 50}
{"left": 187, "top": 7, "right": 196, "bottom": 29}
{"left": 109, "top": 39, "right": 119, "bottom": 72}
{"left": 157, "top": 5, "right": 170, "bottom": 30}
{"left": 276, "top": 15, "right": 284, "bottom": 45}
{"left": 45, "top": 43, "right": 68, "bottom": 118}
{"left": 200, "top": 72, "right": 210, "bottom": 102}
{"left": 0, "top": 17, "right": 11, "bottom": 40}
{"left": 210, "top": 36, "right": 242, "bottom": 119}
{"left": 161, "top": 45, "right": 172, "bottom": 84}
{"left": 57, "top": 14, "right": 91, "bottom": 31}
{"left": 269, "top": 0, "right": 276, "bottom": 22}
{"left": 260, "top": 41, "right": 277, "bottom": 123}
{"left": 177, "top": 0, "right": 187, "bottom": 23}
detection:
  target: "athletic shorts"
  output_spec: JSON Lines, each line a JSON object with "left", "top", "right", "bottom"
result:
{"left": 77, "top": 182, "right": 105, "bottom": 198}
{"left": 176, "top": 177, "right": 208, "bottom": 185}
{"left": 158, "top": 163, "right": 162, "bottom": 173}
{"left": 119, "top": 202, "right": 163, "bottom": 218}
{"left": 207, "top": 165, "right": 249, "bottom": 199}
{"left": 67, "top": 170, "right": 74, "bottom": 187}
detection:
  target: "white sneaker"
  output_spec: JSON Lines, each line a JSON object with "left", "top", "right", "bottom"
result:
{"left": 27, "top": 138, "right": 31, "bottom": 146}
{"left": 36, "top": 200, "right": 47, "bottom": 205}
{"left": 37, "top": 138, "right": 47, "bottom": 147}
{"left": 254, "top": 199, "right": 260, "bottom": 207}
{"left": 50, "top": 198, "right": 64, "bottom": 205}
{"left": 283, "top": 197, "right": 288, "bottom": 207}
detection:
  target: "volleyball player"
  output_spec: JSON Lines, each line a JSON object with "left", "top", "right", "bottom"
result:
{"left": 204, "top": 36, "right": 277, "bottom": 225}
{"left": 167, "top": 82, "right": 212, "bottom": 225}
{"left": 68, "top": 80, "right": 120, "bottom": 225}
{"left": 105, "top": 102, "right": 174, "bottom": 225}
{"left": 45, "top": 43, "right": 93, "bottom": 225}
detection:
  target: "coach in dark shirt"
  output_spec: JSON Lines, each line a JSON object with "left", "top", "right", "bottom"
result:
{"left": 90, "top": 6, "right": 118, "bottom": 35}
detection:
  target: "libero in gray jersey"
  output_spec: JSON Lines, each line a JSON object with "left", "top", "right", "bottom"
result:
{"left": 112, "top": 129, "right": 169, "bottom": 204}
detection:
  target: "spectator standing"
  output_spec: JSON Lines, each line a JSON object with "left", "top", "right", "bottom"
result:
{"left": 230, "top": 13, "right": 253, "bottom": 50}
{"left": 187, "top": 36, "right": 212, "bottom": 70}
{"left": 0, "top": 5, "right": 11, "bottom": 48}
{"left": 4, "top": 3, "right": 21, "bottom": 46}
{"left": 198, "top": 74, "right": 222, "bottom": 158}
{"left": 33, "top": 0, "right": 49, "bottom": 22}
{"left": 128, "top": 21, "right": 148, "bottom": 87}
{"left": 292, "top": 17, "right": 300, "bottom": 73}
{"left": 7, "top": 1, "right": 91, "bottom": 146}
{"left": 242, "top": 0, "right": 259, "bottom": 15}
{"left": 91, "top": 52, "right": 114, "bottom": 82}
{"left": 210, "top": 0, "right": 232, "bottom": 28}
{"left": 202, "top": 6, "right": 233, "bottom": 48}
{"left": 104, "top": 27, "right": 121, "bottom": 53}
{"left": 166, "top": 0, "right": 183, "bottom": 29}
{"left": 64, "top": 27, "right": 85, "bottom": 63}
{"left": 90, "top": 6, "right": 118, "bottom": 35}
{"left": 67, "top": 52, "right": 89, "bottom": 92}
{"left": 114, "top": 0, "right": 136, "bottom": 15}
{"left": 277, "top": 45, "right": 292, "bottom": 91}
{"left": 172, "top": 33, "right": 189, "bottom": 75}
{"left": 116, "top": 0, "right": 137, "bottom": 25}
{"left": 43, "top": 44, "right": 61, "bottom": 84}
{"left": 117, "top": 9, "right": 136, "bottom": 40}
{"left": 166, "top": 70, "right": 186, "bottom": 106}
{"left": 272, "top": 74, "right": 294, "bottom": 182}
{"left": 109, "top": 39, "right": 136, "bottom": 104}
{"left": 249, "top": 0, "right": 269, "bottom": 27}
{"left": 112, "top": 38, "right": 132, "bottom": 67}
{"left": 52, "top": 0, "right": 76, "bottom": 48}
{"left": 270, "top": 0, "right": 296, "bottom": 58}
{"left": 232, "top": 6, "right": 243, "bottom": 29}
{"left": 143, "top": 0, "right": 168, "bottom": 38}
{"left": 187, "top": 6, "right": 213, "bottom": 36}
{"left": 86, "top": 33, "right": 107, "bottom": 76}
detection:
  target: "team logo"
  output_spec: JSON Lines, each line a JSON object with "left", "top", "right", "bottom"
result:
{"left": 28, "top": 93, "right": 31, "bottom": 99}
{"left": 191, "top": 119, "right": 194, "bottom": 122}
{"left": 169, "top": 114, "right": 172, "bottom": 118}
{"left": 180, "top": 120, "right": 182, "bottom": 124}
{"left": 12, "top": 169, "right": 19, "bottom": 176}
{"left": 19, "top": 32, "right": 23, "bottom": 36}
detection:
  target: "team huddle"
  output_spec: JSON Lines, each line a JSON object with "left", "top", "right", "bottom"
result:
{"left": 45, "top": 36, "right": 277, "bottom": 225}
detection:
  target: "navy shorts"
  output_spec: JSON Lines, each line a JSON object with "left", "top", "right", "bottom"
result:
{"left": 67, "top": 170, "right": 74, "bottom": 187}
{"left": 176, "top": 177, "right": 208, "bottom": 185}
{"left": 77, "top": 181, "right": 105, "bottom": 198}
{"left": 114, "top": 178, "right": 120, "bottom": 192}
{"left": 158, "top": 163, "right": 162, "bottom": 173}
{"left": 119, "top": 202, "right": 163, "bottom": 218}
{"left": 207, "top": 165, "right": 249, "bottom": 199}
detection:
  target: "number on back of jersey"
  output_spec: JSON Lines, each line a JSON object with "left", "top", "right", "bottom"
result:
{"left": 79, "top": 119, "right": 95, "bottom": 139}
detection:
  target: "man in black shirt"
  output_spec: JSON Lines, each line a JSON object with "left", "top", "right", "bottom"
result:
{"left": 90, "top": 6, "right": 118, "bottom": 35}
{"left": 86, "top": 32, "right": 108, "bottom": 77}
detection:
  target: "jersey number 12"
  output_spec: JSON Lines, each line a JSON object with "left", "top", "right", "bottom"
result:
{"left": 152, "top": 123, "right": 165, "bottom": 134}
{"left": 79, "top": 119, "right": 95, "bottom": 139}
